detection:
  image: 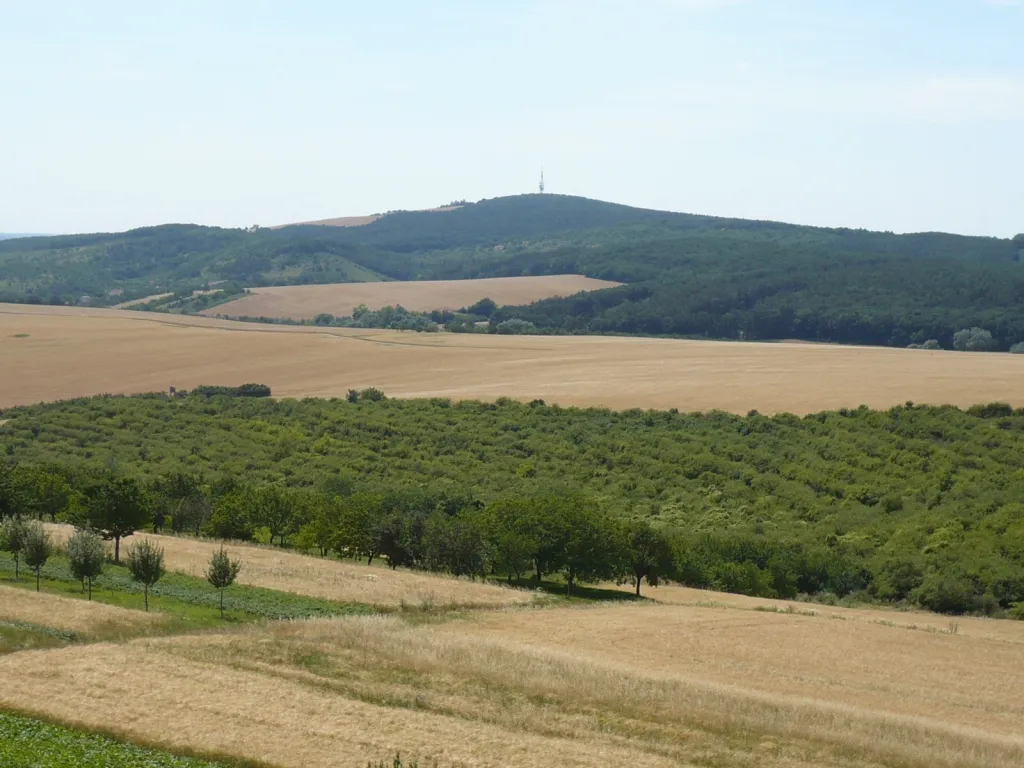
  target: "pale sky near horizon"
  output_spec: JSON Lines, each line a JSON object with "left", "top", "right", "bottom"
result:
{"left": 0, "top": 0, "right": 1021, "bottom": 237}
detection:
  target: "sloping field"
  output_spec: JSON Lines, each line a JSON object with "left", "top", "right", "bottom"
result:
{"left": 0, "top": 584, "right": 165, "bottom": 635}
{"left": 44, "top": 525, "right": 531, "bottom": 611}
{"left": 1, "top": 602, "right": 1022, "bottom": 767}
{"left": 201, "top": 275, "right": 622, "bottom": 321}
{"left": 3, "top": 303, "right": 1024, "bottom": 413}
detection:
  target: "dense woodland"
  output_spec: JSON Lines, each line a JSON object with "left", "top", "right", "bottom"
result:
{"left": 2, "top": 194, "right": 1023, "bottom": 348}
{"left": 2, "top": 392, "right": 1023, "bottom": 614}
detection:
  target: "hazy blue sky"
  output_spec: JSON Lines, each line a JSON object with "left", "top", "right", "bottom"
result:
{"left": 1, "top": 0, "right": 1020, "bottom": 236}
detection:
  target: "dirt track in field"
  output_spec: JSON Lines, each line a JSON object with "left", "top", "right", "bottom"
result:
{"left": 3, "top": 303, "right": 1024, "bottom": 413}
{"left": 202, "top": 275, "right": 622, "bottom": 321}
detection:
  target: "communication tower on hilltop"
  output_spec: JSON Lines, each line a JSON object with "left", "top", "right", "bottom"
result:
{"left": 538, "top": 168, "right": 545, "bottom": 194}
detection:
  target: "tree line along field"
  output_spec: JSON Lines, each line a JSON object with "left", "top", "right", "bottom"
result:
{"left": 5, "top": 304, "right": 1024, "bottom": 413}
{"left": 200, "top": 275, "right": 621, "bottom": 321}
{"left": 3, "top": 391, "right": 1024, "bottom": 615}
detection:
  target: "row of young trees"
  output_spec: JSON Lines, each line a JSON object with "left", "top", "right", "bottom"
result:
{"left": 1, "top": 514, "right": 243, "bottom": 616}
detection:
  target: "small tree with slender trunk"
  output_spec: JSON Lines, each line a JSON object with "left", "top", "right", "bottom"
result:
{"left": 67, "top": 528, "right": 105, "bottom": 600}
{"left": 125, "top": 540, "right": 165, "bottom": 611}
{"left": 0, "top": 516, "right": 28, "bottom": 580}
{"left": 22, "top": 521, "right": 51, "bottom": 592}
{"left": 206, "top": 547, "right": 242, "bottom": 619}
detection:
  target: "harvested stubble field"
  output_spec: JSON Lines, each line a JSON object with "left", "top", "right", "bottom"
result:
{"left": 200, "top": 275, "right": 622, "bottom": 321}
{"left": 4, "top": 303, "right": 1024, "bottom": 413}
{"left": 44, "top": 525, "right": 533, "bottom": 611}
{"left": 2, "top": 600, "right": 1022, "bottom": 768}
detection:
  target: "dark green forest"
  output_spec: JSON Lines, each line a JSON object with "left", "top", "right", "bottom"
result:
{"left": 2, "top": 393, "right": 1023, "bottom": 614}
{"left": 2, "top": 194, "right": 1022, "bottom": 348}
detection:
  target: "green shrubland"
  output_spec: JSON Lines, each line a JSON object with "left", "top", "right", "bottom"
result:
{"left": 2, "top": 393, "right": 1024, "bottom": 614}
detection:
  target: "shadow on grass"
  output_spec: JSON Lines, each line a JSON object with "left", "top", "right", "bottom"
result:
{"left": 500, "top": 577, "right": 647, "bottom": 603}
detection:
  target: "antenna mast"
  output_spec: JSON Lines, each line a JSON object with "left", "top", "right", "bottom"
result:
{"left": 538, "top": 168, "right": 545, "bottom": 194}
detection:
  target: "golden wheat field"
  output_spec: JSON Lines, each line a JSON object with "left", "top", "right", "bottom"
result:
{"left": 201, "top": 275, "right": 622, "bottom": 321}
{"left": 2, "top": 596, "right": 1023, "bottom": 767}
{"left": 0, "top": 584, "right": 166, "bottom": 635}
{"left": 4, "top": 303, "right": 1024, "bottom": 413}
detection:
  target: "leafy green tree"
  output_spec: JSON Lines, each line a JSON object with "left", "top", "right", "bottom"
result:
{"left": 151, "top": 472, "right": 209, "bottom": 534}
{"left": 125, "top": 540, "right": 165, "bottom": 611}
{"left": 0, "top": 516, "right": 28, "bottom": 580}
{"left": 66, "top": 528, "right": 105, "bottom": 599}
{"left": 294, "top": 492, "right": 339, "bottom": 557}
{"left": 76, "top": 476, "right": 151, "bottom": 563}
{"left": 0, "top": 462, "right": 22, "bottom": 520}
{"left": 22, "top": 521, "right": 51, "bottom": 592}
{"left": 206, "top": 546, "right": 242, "bottom": 618}
{"left": 559, "top": 497, "right": 622, "bottom": 595}
{"left": 251, "top": 486, "right": 294, "bottom": 547}
{"left": 12, "top": 466, "right": 72, "bottom": 521}
{"left": 953, "top": 327, "right": 997, "bottom": 352}
{"left": 466, "top": 297, "right": 497, "bottom": 318}
{"left": 623, "top": 521, "right": 674, "bottom": 597}
{"left": 484, "top": 497, "right": 537, "bottom": 583}
{"left": 423, "top": 510, "right": 489, "bottom": 578}
{"left": 204, "top": 489, "right": 255, "bottom": 540}
{"left": 332, "top": 492, "right": 386, "bottom": 564}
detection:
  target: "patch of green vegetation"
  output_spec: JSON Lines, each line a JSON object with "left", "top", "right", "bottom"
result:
{"left": 0, "top": 711, "right": 249, "bottom": 768}
{"left": 0, "top": 552, "right": 372, "bottom": 622}
{"left": 0, "top": 619, "right": 77, "bottom": 654}
{"left": 9, "top": 333, "right": 29, "bottom": 338}
{"left": 5, "top": 395, "right": 1024, "bottom": 614}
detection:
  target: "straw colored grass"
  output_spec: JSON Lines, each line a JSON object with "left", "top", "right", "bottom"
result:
{"left": 605, "top": 582, "right": 1024, "bottom": 644}
{"left": 441, "top": 603, "right": 1024, "bottom": 741}
{"left": 4, "top": 303, "right": 1024, "bottom": 413}
{"left": 202, "top": 275, "right": 622, "bottom": 321}
{"left": 2, "top": 606, "right": 1022, "bottom": 767}
{"left": 0, "top": 584, "right": 165, "bottom": 634}
{"left": 44, "top": 525, "right": 533, "bottom": 611}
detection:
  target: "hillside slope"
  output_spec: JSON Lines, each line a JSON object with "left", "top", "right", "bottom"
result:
{"left": 2, "top": 195, "right": 1022, "bottom": 348}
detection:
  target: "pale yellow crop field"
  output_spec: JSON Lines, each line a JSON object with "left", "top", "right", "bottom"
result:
{"left": 3, "top": 303, "right": 1024, "bottom": 413}
{"left": 0, "top": 584, "right": 166, "bottom": 635}
{"left": 2, "top": 601, "right": 1022, "bottom": 767}
{"left": 201, "top": 275, "right": 622, "bottom": 321}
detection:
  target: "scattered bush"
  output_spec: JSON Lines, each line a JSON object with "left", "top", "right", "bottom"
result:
{"left": 952, "top": 327, "right": 997, "bottom": 352}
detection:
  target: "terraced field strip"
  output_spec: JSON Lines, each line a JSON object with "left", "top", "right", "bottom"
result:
{"left": 44, "top": 525, "right": 533, "bottom": 611}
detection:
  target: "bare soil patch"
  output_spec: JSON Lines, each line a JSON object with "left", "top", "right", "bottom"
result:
{"left": 202, "top": 275, "right": 621, "bottom": 321}
{"left": 4, "top": 303, "right": 1024, "bottom": 413}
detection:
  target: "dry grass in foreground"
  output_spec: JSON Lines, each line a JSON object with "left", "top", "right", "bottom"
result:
{"left": 442, "top": 603, "right": 1024, "bottom": 742}
{"left": 5, "top": 303, "right": 1024, "bottom": 413}
{"left": 0, "top": 584, "right": 166, "bottom": 635}
{"left": 2, "top": 607, "right": 1022, "bottom": 768}
{"left": 44, "top": 525, "right": 533, "bottom": 611}
{"left": 202, "top": 275, "right": 622, "bottom": 321}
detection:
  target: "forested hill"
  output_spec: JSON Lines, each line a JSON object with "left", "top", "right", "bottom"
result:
{"left": 2, "top": 194, "right": 1022, "bottom": 349}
